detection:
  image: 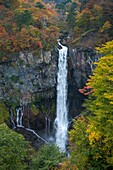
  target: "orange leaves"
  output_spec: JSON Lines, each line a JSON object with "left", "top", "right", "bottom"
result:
{"left": 0, "top": 0, "right": 59, "bottom": 53}
{"left": 0, "top": 26, "right": 6, "bottom": 36}
{"left": 57, "top": 160, "right": 79, "bottom": 170}
{"left": 81, "top": 8, "right": 92, "bottom": 17}
{"left": 37, "top": 41, "right": 43, "bottom": 49}
{"left": 2, "top": 56, "right": 7, "bottom": 61}
{"left": 79, "top": 86, "right": 93, "bottom": 95}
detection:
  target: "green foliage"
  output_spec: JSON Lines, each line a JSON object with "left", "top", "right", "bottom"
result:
{"left": 0, "top": 101, "right": 9, "bottom": 124}
{"left": 69, "top": 40, "right": 113, "bottom": 169}
{"left": 10, "top": 75, "right": 19, "bottom": 83}
{"left": 0, "top": 123, "right": 29, "bottom": 170}
{"left": 86, "top": 40, "right": 113, "bottom": 117}
{"left": 31, "top": 104, "right": 40, "bottom": 115}
{"left": 66, "top": 3, "right": 77, "bottom": 29}
{"left": 71, "top": 0, "right": 113, "bottom": 47}
{"left": 15, "top": 10, "right": 33, "bottom": 29}
{"left": 29, "top": 144, "right": 65, "bottom": 170}
{"left": 35, "top": 2, "right": 45, "bottom": 9}
{"left": 85, "top": 40, "right": 113, "bottom": 168}
{"left": 69, "top": 116, "right": 113, "bottom": 169}
{"left": 69, "top": 116, "right": 92, "bottom": 169}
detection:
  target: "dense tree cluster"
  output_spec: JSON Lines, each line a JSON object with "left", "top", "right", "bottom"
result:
{"left": 0, "top": 123, "right": 29, "bottom": 170}
{"left": 0, "top": 0, "right": 59, "bottom": 60}
{"left": 71, "top": 0, "right": 113, "bottom": 47}
{"left": 0, "top": 123, "right": 65, "bottom": 170}
{"left": 57, "top": 0, "right": 113, "bottom": 47}
{"left": 68, "top": 41, "right": 113, "bottom": 169}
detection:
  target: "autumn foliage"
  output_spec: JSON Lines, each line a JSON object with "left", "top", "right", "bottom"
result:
{"left": 79, "top": 86, "right": 93, "bottom": 95}
{"left": 0, "top": 0, "right": 59, "bottom": 59}
{"left": 69, "top": 40, "right": 113, "bottom": 169}
{"left": 71, "top": 0, "right": 113, "bottom": 47}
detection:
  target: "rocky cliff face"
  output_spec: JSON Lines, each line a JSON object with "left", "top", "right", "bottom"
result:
{"left": 67, "top": 46, "right": 98, "bottom": 118}
{"left": 0, "top": 49, "right": 57, "bottom": 131}
{"left": 0, "top": 46, "right": 98, "bottom": 134}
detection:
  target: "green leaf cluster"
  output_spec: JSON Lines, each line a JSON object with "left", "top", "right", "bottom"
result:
{"left": 31, "top": 104, "right": 40, "bottom": 115}
{"left": 15, "top": 10, "right": 33, "bottom": 29}
{"left": 0, "top": 123, "right": 29, "bottom": 170}
{"left": 29, "top": 144, "right": 65, "bottom": 170}
{"left": 0, "top": 101, "right": 9, "bottom": 125}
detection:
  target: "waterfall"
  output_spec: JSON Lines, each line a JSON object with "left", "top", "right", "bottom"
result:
{"left": 45, "top": 116, "right": 51, "bottom": 137}
{"left": 16, "top": 108, "right": 19, "bottom": 127}
{"left": 10, "top": 109, "right": 16, "bottom": 129}
{"left": 26, "top": 128, "right": 48, "bottom": 144}
{"left": 16, "top": 107, "right": 23, "bottom": 127}
{"left": 54, "top": 42, "right": 68, "bottom": 151}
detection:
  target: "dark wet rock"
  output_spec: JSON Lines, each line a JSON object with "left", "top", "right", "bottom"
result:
{"left": 67, "top": 47, "right": 99, "bottom": 119}
{"left": 15, "top": 127, "right": 47, "bottom": 150}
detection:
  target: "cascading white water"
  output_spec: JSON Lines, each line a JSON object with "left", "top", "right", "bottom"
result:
{"left": 16, "top": 107, "right": 23, "bottom": 127}
{"left": 10, "top": 109, "right": 16, "bottom": 129}
{"left": 26, "top": 128, "right": 48, "bottom": 144}
{"left": 45, "top": 116, "right": 51, "bottom": 136}
{"left": 55, "top": 42, "right": 68, "bottom": 151}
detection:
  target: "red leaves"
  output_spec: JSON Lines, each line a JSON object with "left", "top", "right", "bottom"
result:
{"left": 37, "top": 41, "right": 43, "bottom": 49}
{"left": 79, "top": 86, "right": 93, "bottom": 95}
{"left": 0, "top": 0, "right": 59, "bottom": 53}
{"left": 0, "top": 26, "right": 6, "bottom": 36}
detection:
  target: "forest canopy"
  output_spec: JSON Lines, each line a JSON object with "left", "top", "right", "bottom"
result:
{"left": 0, "top": 0, "right": 59, "bottom": 61}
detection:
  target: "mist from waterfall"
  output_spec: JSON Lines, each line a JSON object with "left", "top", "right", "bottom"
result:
{"left": 54, "top": 42, "right": 68, "bottom": 152}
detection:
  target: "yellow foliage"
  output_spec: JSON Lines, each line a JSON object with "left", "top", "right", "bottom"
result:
{"left": 72, "top": 0, "right": 81, "bottom": 5}
{"left": 93, "top": 4, "right": 102, "bottom": 11}
{"left": 31, "top": 104, "right": 40, "bottom": 115}
{"left": 100, "top": 21, "right": 112, "bottom": 33}
{"left": 93, "top": 153, "right": 102, "bottom": 160}
{"left": 52, "top": 160, "right": 79, "bottom": 170}
{"left": 88, "top": 131, "right": 101, "bottom": 145}
{"left": 65, "top": 12, "right": 69, "bottom": 15}
{"left": 86, "top": 125, "right": 101, "bottom": 145}
{"left": 96, "top": 40, "right": 113, "bottom": 54}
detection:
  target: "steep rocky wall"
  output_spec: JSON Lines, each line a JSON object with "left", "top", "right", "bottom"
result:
{"left": 0, "top": 49, "right": 57, "bottom": 131}
{"left": 68, "top": 47, "right": 99, "bottom": 118}
{"left": 0, "top": 46, "right": 99, "bottom": 133}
